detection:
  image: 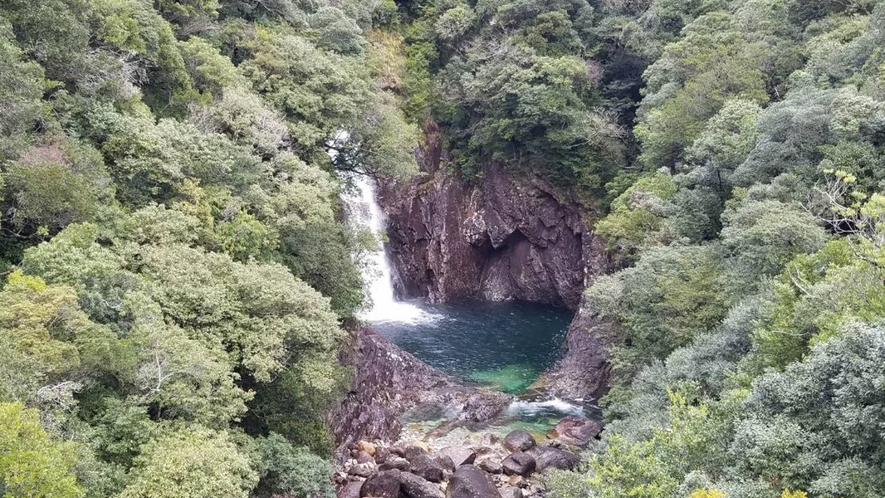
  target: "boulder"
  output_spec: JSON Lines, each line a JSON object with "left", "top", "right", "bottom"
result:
{"left": 476, "top": 457, "right": 502, "bottom": 474}
{"left": 404, "top": 444, "right": 429, "bottom": 462}
{"left": 348, "top": 462, "right": 376, "bottom": 478}
{"left": 436, "top": 446, "right": 476, "bottom": 467}
{"left": 410, "top": 454, "right": 445, "bottom": 483}
{"left": 461, "top": 391, "right": 511, "bottom": 422}
{"left": 503, "top": 430, "right": 536, "bottom": 453}
{"left": 356, "top": 451, "right": 374, "bottom": 464}
{"left": 400, "top": 471, "right": 445, "bottom": 498}
{"left": 529, "top": 446, "right": 579, "bottom": 472}
{"left": 375, "top": 446, "right": 391, "bottom": 464}
{"left": 502, "top": 452, "right": 536, "bottom": 477}
{"left": 379, "top": 457, "right": 410, "bottom": 471}
{"left": 447, "top": 465, "right": 501, "bottom": 498}
{"left": 550, "top": 417, "right": 602, "bottom": 448}
{"left": 358, "top": 441, "right": 377, "bottom": 457}
{"left": 434, "top": 454, "right": 456, "bottom": 473}
{"left": 338, "top": 480, "right": 363, "bottom": 498}
{"left": 499, "top": 487, "right": 523, "bottom": 498}
{"left": 360, "top": 470, "right": 401, "bottom": 498}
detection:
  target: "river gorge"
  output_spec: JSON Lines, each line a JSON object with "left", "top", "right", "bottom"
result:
{"left": 333, "top": 155, "right": 615, "bottom": 498}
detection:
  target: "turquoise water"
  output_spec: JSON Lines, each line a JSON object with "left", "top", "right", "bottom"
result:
{"left": 370, "top": 301, "right": 572, "bottom": 394}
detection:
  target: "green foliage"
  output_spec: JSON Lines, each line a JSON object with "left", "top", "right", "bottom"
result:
{"left": 255, "top": 433, "right": 335, "bottom": 497}
{"left": 596, "top": 170, "right": 677, "bottom": 256}
{"left": 0, "top": 20, "right": 46, "bottom": 162}
{"left": 241, "top": 27, "right": 372, "bottom": 149}
{"left": 587, "top": 244, "right": 729, "bottom": 372}
{"left": 0, "top": 271, "right": 91, "bottom": 377}
{"left": 0, "top": 402, "right": 83, "bottom": 498}
{"left": 584, "top": 435, "right": 679, "bottom": 497}
{"left": 720, "top": 200, "right": 828, "bottom": 289}
{"left": 0, "top": 1, "right": 417, "bottom": 495}
{"left": 119, "top": 427, "right": 257, "bottom": 498}
{"left": 5, "top": 145, "right": 106, "bottom": 234}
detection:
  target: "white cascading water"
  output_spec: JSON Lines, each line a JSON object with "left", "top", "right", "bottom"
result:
{"left": 343, "top": 173, "right": 432, "bottom": 324}
{"left": 505, "top": 398, "right": 588, "bottom": 419}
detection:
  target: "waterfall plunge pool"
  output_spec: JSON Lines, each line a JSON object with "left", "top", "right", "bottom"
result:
{"left": 368, "top": 300, "right": 587, "bottom": 438}
{"left": 342, "top": 172, "right": 594, "bottom": 436}
{"left": 369, "top": 300, "right": 571, "bottom": 395}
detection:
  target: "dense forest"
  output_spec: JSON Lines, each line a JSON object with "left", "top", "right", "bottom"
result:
{"left": 0, "top": 0, "right": 418, "bottom": 496}
{"left": 2, "top": 0, "right": 885, "bottom": 497}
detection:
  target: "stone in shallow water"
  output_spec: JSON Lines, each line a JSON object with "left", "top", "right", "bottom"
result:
{"left": 447, "top": 465, "right": 501, "bottom": 498}
{"left": 468, "top": 364, "right": 540, "bottom": 394}
{"left": 502, "top": 452, "right": 536, "bottom": 477}
{"left": 503, "top": 430, "right": 536, "bottom": 453}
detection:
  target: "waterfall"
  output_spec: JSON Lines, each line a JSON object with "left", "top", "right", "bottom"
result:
{"left": 343, "top": 173, "right": 432, "bottom": 324}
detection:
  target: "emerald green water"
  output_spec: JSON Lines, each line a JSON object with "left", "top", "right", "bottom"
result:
{"left": 370, "top": 301, "right": 572, "bottom": 394}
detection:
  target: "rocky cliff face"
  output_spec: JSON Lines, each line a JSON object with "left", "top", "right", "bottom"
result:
{"left": 330, "top": 327, "right": 512, "bottom": 460}
{"left": 545, "top": 298, "right": 622, "bottom": 402}
{"left": 378, "top": 125, "right": 611, "bottom": 310}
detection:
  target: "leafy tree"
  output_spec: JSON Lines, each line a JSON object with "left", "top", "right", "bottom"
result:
{"left": 0, "top": 20, "right": 46, "bottom": 162}
{"left": 254, "top": 432, "right": 335, "bottom": 497}
{"left": 119, "top": 427, "right": 257, "bottom": 498}
{"left": 0, "top": 402, "right": 83, "bottom": 498}
{"left": 720, "top": 199, "right": 828, "bottom": 289}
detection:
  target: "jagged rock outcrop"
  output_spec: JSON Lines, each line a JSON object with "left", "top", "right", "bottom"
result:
{"left": 544, "top": 297, "right": 621, "bottom": 402}
{"left": 378, "top": 125, "right": 611, "bottom": 310}
{"left": 330, "top": 327, "right": 460, "bottom": 459}
{"left": 330, "top": 327, "right": 513, "bottom": 460}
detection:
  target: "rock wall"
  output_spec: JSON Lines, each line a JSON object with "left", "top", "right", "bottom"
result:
{"left": 544, "top": 297, "right": 622, "bottom": 402}
{"left": 378, "top": 125, "right": 611, "bottom": 309}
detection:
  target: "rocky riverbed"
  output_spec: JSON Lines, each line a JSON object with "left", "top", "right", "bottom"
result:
{"left": 336, "top": 418, "right": 601, "bottom": 498}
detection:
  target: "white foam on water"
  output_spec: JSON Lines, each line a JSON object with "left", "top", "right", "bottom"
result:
{"left": 505, "top": 398, "right": 586, "bottom": 419}
{"left": 339, "top": 168, "right": 437, "bottom": 325}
